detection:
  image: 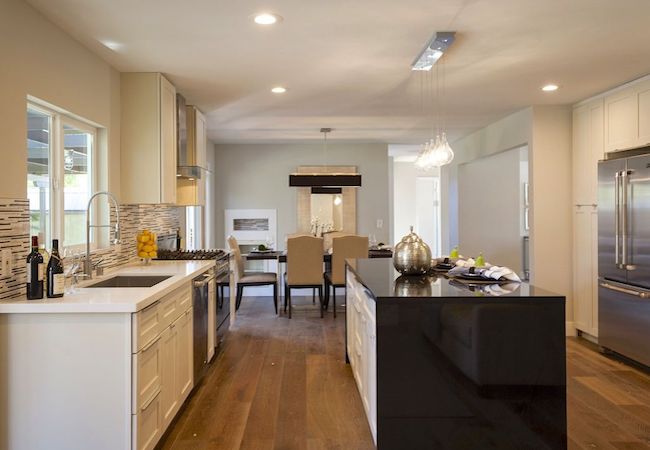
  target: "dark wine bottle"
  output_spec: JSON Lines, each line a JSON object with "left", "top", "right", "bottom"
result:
{"left": 46, "top": 239, "right": 64, "bottom": 298}
{"left": 26, "top": 235, "right": 44, "bottom": 300}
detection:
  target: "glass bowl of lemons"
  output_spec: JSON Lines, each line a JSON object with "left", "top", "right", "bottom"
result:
{"left": 137, "top": 230, "right": 158, "bottom": 264}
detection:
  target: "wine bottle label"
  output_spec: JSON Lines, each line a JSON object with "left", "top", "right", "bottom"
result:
{"left": 38, "top": 263, "right": 44, "bottom": 281}
{"left": 52, "top": 274, "right": 65, "bottom": 295}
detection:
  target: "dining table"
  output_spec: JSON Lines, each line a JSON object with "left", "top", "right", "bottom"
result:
{"left": 244, "top": 248, "right": 393, "bottom": 298}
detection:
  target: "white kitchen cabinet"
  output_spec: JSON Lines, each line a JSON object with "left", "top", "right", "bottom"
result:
{"left": 174, "top": 308, "right": 194, "bottom": 402}
{"left": 160, "top": 325, "right": 178, "bottom": 429}
{"left": 573, "top": 205, "right": 599, "bottom": 336}
{"left": 604, "top": 79, "right": 650, "bottom": 153}
{"left": 132, "top": 389, "right": 162, "bottom": 450}
{"left": 572, "top": 98, "right": 603, "bottom": 338}
{"left": 121, "top": 72, "right": 177, "bottom": 204}
{"left": 187, "top": 106, "right": 208, "bottom": 169}
{"left": 346, "top": 270, "right": 377, "bottom": 445}
{"left": 177, "top": 105, "right": 207, "bottom": 206}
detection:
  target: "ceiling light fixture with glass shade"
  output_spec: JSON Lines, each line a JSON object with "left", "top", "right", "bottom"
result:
{"left": 412, "top": 32, "right": 456, "bottom": 170}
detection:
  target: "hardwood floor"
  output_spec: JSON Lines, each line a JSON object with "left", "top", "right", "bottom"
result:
{"left": 160, "top": 297, "right": 650, "bottom": 450}
{"left": 159, "top": 296, "right": 374, "bottom": 450}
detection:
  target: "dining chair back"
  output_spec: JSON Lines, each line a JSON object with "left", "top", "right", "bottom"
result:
{"left": 331, "top": 235, "right": 369, "bottom": 285}
{"left": 287, "top": 235, "right": 324, "bottom": 286}
{"left": 323, "top": 231, "right": 349, "bottom": 252}
{"left": 227, "top": 235, "right": 244, "bottom": 280}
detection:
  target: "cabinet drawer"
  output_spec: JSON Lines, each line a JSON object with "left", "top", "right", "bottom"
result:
{"left": 176, "top": 284, "right": 192, "bottom": 312}
{"left": 160, "top": 285, "right": 190, "bottom": 329}
{"left": 132, "top": 389, "right": 162, "bottom": 450}
{"left": 132, "top": 335, "right": 163, "bottom": 412}
{"left": 132, "top": 300, "right": 161, "bottom": 353}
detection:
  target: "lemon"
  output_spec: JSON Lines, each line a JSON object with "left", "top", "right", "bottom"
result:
{"left": 152, "top": 244, "right": 158, "bottom": 251}
{"left": 148, "top": 251, "right": 157, "bottom": 258}
{"left": 143, "top": 245, "right": 153, "bottom": 253}
{"left": 138, "top": 251, "right": 148, "bottom": 258}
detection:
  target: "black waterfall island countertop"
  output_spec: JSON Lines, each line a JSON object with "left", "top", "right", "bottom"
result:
{"left": 345, "top": 258, "right": 567, "bottom": 450}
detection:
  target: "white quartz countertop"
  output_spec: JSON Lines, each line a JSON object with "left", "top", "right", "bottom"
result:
{"left": 0, "top": 260, "right": 215, "bottom": 314}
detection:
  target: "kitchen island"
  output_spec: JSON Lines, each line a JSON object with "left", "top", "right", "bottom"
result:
{"left": 0, "top": 260, "right": 216, "bottom": 450}
{"left": 345, "top": 258, "right": 566, "bottom": 450}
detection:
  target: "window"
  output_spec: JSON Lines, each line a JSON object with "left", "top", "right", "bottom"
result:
{"left": 27, "top": 103, "right": 102, "bottom": 251}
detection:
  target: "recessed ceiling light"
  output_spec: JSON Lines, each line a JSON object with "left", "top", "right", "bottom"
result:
{"left": 100, "top": 40, "right": 122, "bottom": 51}
{"left": 253, "top": 13, "right": 282, "bottom": 25}
{"left": 542, "top": 84, "right": 559, "bottom": 92}
{"left": 271, "top": 86, "right": 287, "bottom": 94}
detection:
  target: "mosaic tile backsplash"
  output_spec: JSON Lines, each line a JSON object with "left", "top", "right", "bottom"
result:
{"left": 0, "top": 199, "right": 182, "bottom": 300}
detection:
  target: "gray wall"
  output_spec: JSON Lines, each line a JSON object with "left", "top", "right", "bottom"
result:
{"left": 458, "top": 147, "right": 527, "bottom": 274}
{"left": 211, "top": 143, "right": 390, "bottom": 249}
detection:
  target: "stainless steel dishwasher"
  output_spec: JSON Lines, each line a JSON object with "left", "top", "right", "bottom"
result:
{"left": 193, "top": 270, "right": 214, "bottom": 383}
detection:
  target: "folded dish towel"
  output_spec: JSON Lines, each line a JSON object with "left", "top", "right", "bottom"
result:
{"left": 455, "top": 258, "right": 493, "bottom": 269}
{"left": 448, "top": 265, "right": 521, "bottom": 282}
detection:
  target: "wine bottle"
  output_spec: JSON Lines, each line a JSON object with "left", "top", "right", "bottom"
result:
{"left": 46, "top": 239, "right": 64, "bottom": 298}
{"left": 26, "top": 235, "right": 44, "bottom": 300}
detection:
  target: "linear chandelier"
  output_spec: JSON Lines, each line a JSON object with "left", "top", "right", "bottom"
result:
{"left": 413, "top": 31, "right": 456, "bottom": 169}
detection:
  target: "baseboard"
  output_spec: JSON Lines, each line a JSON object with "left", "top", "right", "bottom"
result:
{"left": 565, "top": 321, "right": 576, "bottom": 337}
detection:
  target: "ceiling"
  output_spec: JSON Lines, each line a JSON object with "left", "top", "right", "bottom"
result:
{"left": 26, "top": 0, "right": 650, "bottom": 144}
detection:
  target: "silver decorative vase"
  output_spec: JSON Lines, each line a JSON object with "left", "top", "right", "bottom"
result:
{"left": 393, "top": 226, "right": 432, "bottom": 275}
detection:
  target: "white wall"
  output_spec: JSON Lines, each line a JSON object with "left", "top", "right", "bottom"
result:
{"left": 0, "top": 0, "right": 121, "bottom": 199}
{"left": 211, "top": 143, "right": 390, "bottom": 248}
{"left": 458, "top": 146, "right": 527, "bottom": 274}
{"left": 392, "top": 161, "right": 441, "bottom": 252}
{"left": 443, "top": 106, "right": 573, "bottom": 322}
{"left": 529, "top": 106, "right": 573, "bottom": 310}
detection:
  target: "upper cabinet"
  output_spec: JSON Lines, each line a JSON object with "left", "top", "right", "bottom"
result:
{"left": 572, "top": 98, "right": 604, "bottom": 206}
{"left": 186, "top": 106, "right": 207, "bottom": 169}
{"left": 176, "top": 106, "right": 207, "bottom": 206}
{"left": 605, "top": 79, "right": 650, "bottom": 152}
{"left": 121, "top": 73, "right": 177, "bottom": 204}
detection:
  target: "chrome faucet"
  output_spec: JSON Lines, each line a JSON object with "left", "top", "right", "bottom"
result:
{"left": 85, "top": 191, "right": 121, "bottom": 278}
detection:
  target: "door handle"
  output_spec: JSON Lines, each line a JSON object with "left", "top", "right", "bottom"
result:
{"left": 621, "top": 170, "right": 630, "bottom": 267}
{"left": 615, "top": 171, "right": 621, "bottom": 267}
{"left": 600, "top": 281, "right": 650, "bottom": 299}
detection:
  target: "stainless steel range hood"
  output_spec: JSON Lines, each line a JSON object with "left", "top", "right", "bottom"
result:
{"left": 176, "top": 93, "right": 202, "bottom": 179}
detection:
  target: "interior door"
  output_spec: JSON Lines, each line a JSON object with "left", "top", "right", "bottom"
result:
{"left": 598, "top": 158, "right": 627, "bottom": 283}
{"left": 625, "top": 154, "right": 650, "bottom": 289}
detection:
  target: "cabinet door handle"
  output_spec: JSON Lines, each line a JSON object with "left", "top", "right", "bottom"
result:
{"left": 140, "top": 335, "right": 161, "bottom": 353}
{"left": 141, "top": 388, "right": 161, "bottom": 412}
{"left": 141, "top": 300, "right": 160, "bottom": 313}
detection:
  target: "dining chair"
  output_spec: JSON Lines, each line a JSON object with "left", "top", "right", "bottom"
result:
{"left": 322, "top": 231, "right": 349, "bottom": 252}
{"left": 227, "top": 236, "right": 278, "bottom": 313}
{"left": 324, "top": 235, "right": 369, "bottom": 318}
{"left": 284, "top": 235, "right": 324, "bottom": 319}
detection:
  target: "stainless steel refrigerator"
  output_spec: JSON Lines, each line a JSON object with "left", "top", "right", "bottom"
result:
{"left": 599, "top": 151, "right": 650, "bottom": 366}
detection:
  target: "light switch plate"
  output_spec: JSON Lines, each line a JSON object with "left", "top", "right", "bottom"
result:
{"left": 1, "top": 249, "right": 12, "bottom": 277}
{"left": 376, "top": 219, "right": 383, "bottom": 229}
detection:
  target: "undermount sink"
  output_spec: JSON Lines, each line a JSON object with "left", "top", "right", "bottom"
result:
{"left": 86, "top": 275, "right": 172, "bottom": 288}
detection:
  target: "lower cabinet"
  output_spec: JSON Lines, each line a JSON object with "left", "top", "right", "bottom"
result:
{"left": 346, "top": 270, "right": 377, "bottom": 445}
{"left": 573, "top": 204, "right": 599, "bottom": 336}
{"left": 132, "top": 284, "right": 194, "bottom": 450}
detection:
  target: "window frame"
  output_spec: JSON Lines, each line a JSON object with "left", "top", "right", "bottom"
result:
{"left": 27, "top": 102, "right": 101, "bottom": 253}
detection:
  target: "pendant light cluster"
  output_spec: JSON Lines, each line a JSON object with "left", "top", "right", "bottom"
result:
{"left": 413, "top": 32, "right": 456, "bottom": 170}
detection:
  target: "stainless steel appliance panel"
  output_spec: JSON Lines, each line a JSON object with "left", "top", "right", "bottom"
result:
{"left": 598, "top": 158, "right": 627, "bottom": 283}
{"left": 624, "top": 154, "right": 650, "bottom": 289}
{"left": 193, "top": 273, "right": 211, "bottom": 382}
{"left": 599, "top": 279, "right": 650, "bottom": 366}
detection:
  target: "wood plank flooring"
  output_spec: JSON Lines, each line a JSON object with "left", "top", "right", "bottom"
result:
{"left": 160, "top": 297, "right": 650, "bottom": 450}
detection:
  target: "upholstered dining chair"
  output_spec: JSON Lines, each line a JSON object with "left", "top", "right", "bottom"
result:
{"left": 284, "top": 235, "right": 324, "bottom": 319}
{"left": 322, "top": 231, "right": 349, "bottom": 252}
{"left": 227, "top": 236, "right": 278, "bottom": 313}
{"left": 324, "top": 235, "right": 368, "bottom": 318}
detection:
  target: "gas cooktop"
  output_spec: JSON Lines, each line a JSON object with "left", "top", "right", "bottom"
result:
{"left": 155, "top": 249, "right": 227, "bottom": 260}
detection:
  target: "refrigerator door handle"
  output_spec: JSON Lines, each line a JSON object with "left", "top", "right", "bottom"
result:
{"left": 622, "top": 170, "right": 630, "bottom": 267}
{"left": 615, "top": 171, "right": 621, "bottom": 267}
{"left": 600, "top": 280, "right": 650, "bottom": 299}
